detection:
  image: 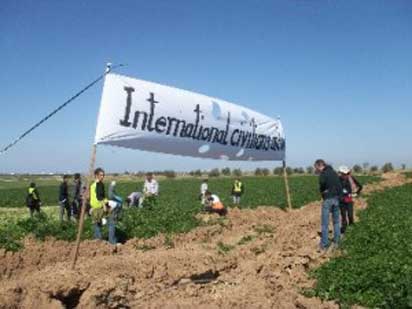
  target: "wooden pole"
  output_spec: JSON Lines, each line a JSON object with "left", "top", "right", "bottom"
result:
{"left": 71, "top": 144, "right": 97, "bottom": 269}
{"left": 282, "top": 160, "right": 293, "bottom": 210}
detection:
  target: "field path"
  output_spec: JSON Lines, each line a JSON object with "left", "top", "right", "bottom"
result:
{"left": 0, "top": 172, "right": 408, "bottom": 309}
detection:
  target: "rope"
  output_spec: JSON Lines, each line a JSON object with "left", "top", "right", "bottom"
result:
{"left": 0, "top": 63, "right": 125, "bottom": 155}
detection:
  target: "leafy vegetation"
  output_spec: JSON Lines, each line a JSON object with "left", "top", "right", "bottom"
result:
{"left": 0, "top": 175, "right": 379, "bottom": 252}
{"left": 311, "top": 184, "right": 412, "bottom": 308}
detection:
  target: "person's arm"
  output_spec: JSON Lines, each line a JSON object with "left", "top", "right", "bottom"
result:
{"left": 319, "top": 172, "right": 327, "bottom": 195}
{"left": 154, "top": 181, "right": 159, "bottom": 195}
{"left": 34, "top": 189, "right": 40, "bottom": 202}
{"left": 353, "top": 176, "right": 363, "bottom": 194}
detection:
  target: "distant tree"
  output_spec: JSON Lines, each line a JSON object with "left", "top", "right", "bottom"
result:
{"left": 208, "top": 168, "right": 220, "bottom": 177}
{"left": 285, "top": 167, "right": 293, "bottom": 175}
{"left": 261, "top": 168, "right": 270, "bottom": 176}
{"left": 221, "top": 167, "right": 231, "bottom": 176}
{"left": 370, "top": 165, "right": 379, "bottom": 173}
{"left": 293, "top": 167, "right": 305, "bottom": 174}
{"left": 273, "top": 167, "right": 283, "bottom": 176}
{"left": 306, "top": 166, "right": 314, "bottom": 175}
{"left": 124, "top": 170, "right": 130, "bottom": 175}
{"left": 382, "top": 162, "right": 394, "bottom": 173}
{"left": 401, "top": 164, "right": 407, "bottom": 170}
{"left": 362, "top": 162, "right": 370, "bottom": 172}
{"left": 194, "top": 169, "right": 202, "bottom": 177}
{"left": 233, "top": 169, "right": 242, "bottom": 177}
{"left": 352, "top": 165, "right": 363, "bottom": 174}
{"left": 255, "top": 168, "right": 263, "bottom": 176}
{"left": 163, "top": 170, "right": 176, "bottom": 178}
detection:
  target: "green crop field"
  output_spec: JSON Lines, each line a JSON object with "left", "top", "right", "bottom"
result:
{"left": 309, "top": 183, "right": 412, "bottom": 308}
{"left": 0, "top": 175, "right": 379, "bottom": 252}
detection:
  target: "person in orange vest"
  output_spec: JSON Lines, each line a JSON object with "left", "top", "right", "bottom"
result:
{"left": 204, "top": 191, "right": 227, "bottom": 216}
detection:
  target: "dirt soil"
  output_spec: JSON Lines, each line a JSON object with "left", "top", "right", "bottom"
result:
{"left": 0, "top": 172, "right": 408, "bottom": 309}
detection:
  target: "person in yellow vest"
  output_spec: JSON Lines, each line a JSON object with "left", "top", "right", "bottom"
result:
{"left": 204, "top": 191, "right": 227, "bottom": 216}
{"left": 231, "top": 177, "right": 244, "bottom": 205}
{"left": 90, "top": 167, "right": 117, "bottom": 244}
{"left": 26, "top": 182, "right": 41, "bottom": 217}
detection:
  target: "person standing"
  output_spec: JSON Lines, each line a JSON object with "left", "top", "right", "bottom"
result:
{"left": 231, "top": 177, "right": 244, "bottom": 205}
{"left": 338, "top": 166, "right": 363, "bottom": 234}
{"left": 314, "top": 159, "right": 342, "bottom": 251}
{"left": 58, "top": 175, "right": 71, "bottom": 222}
{"left": 200, "top": 179, "right": 208, "bottom": 206}
{"left": 26, "top": 182, "right": 41, "bottom": 217}
{"left": 90, "top": 168, "right": 117, "bottom": 244}
{"left": 143, "top": 173, "right": 159, "bottom": 208}
{"left": 72, "top": 173, "right": 82, "bottom": 219}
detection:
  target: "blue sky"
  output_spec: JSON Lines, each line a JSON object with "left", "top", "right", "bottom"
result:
{"left": 1, "top": 0, "right": 411, "bottom": 173}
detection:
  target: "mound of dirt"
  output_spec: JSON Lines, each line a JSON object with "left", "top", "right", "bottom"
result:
{"left": 0, "top": 173, "right": 406, "bottom": 308}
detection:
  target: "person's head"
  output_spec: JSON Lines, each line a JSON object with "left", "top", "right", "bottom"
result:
{"left": 146, "top": 172, "right": 153, "bottom": 181}
{"left": 74, "top": 173, "right": 81, "bottom": 182}
{"left": 30, "top": 182, "right": 36, "bottom": 188}
{"left": 236, "top": 177, "right": 241, "bottom": 181}
{"left": 205, "top": 190, "right": 212, "bottom": 198}
{"left": 62, "top": 174, "right": 69, "bottom": 183}
{"left": 314, "top": 159, "right": 326, "bottom": 173}
{"left": 94, "top": 168, "right": 105, "bottom": 182}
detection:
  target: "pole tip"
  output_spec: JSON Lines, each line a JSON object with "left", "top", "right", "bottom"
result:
{"left": 106, "top": 63, "right": 112, "bottom": 73}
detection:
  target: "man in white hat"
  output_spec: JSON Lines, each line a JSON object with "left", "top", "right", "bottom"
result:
{"left": 338, "top": 165, "right": 363, "bottom": 233}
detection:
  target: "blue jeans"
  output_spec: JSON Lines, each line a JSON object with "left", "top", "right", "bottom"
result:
{"left": 93, "top": 214, "right": 117, "bottom": 244}
{"left": 107, "top": 213, "right": 117, "bottom": 244}
{"left": 94, "top": 223, "right": 102, "bottom": 240}
{"left": 320, "top": 197, "right": 340, "bottom": 249}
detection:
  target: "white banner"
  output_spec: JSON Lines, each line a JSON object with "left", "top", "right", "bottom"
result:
{"left": 95, "top": 74, "right": 285, "bottom": 161}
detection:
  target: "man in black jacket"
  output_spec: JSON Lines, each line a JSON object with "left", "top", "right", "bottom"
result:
{"left": 314, "top": 159, "right": 342, "bottom": 251}
{"left": 59, "top": 175, "right": 71, "bottom": 222}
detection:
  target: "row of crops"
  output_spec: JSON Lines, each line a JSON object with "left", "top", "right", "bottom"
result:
{"left": 0, "top": 176, "right": 379, "bottom": 252}
{"left": 310, "top": 183, "right": 412, "bottom": 308}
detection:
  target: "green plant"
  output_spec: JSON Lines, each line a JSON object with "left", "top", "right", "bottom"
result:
{"left": 164, "top": 234, "right": 175, "bottom": 249}
{"left": 238, "top": 234, "right": 255, "bottom": 245}
{"left": 254, "top": 224, "right": 275, "bottom": 235}
{"left": 217, "top": 241, "right": 235, "bottom": 255}
{"left": 311, "top": 184, "right": 412, "bottom": 308}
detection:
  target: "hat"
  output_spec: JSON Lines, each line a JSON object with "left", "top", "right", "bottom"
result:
{"left": 338, "top": 166, "right": 351, "bottom": 174}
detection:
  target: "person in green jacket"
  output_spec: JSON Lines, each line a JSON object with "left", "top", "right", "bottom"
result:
{"left": 26, "top": 182, "right": 41, "bottom": 217}
{"left": 231, "top": 178, "right": 244, "bottom": 205}
{"left": 89, "top": 168, "right": 117, "bottom": 244}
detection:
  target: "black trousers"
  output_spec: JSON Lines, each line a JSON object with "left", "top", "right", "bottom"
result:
{"left": 340, "top": 202, "right": 354, "bottom": 233}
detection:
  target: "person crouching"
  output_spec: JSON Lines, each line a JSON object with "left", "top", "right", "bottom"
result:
{"left": 204, "top": 191, "right": 227, "bottom": 216}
